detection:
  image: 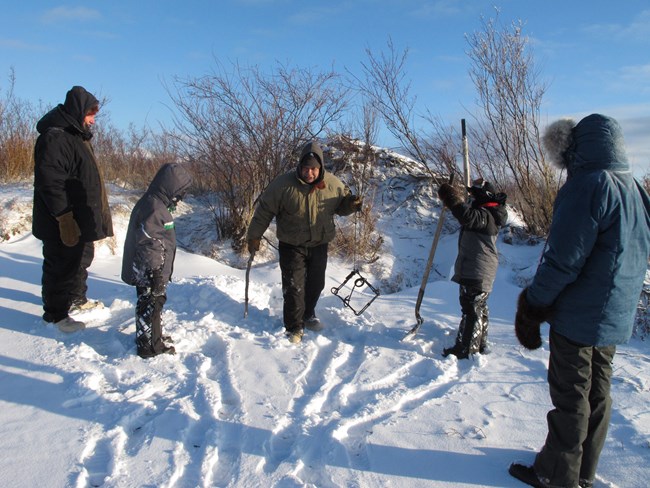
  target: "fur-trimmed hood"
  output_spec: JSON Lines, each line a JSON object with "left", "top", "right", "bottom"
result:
{"left": 542, "top": 113, "right": 629, "bottom": 174}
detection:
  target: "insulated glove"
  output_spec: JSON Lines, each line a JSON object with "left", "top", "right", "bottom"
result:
{"left": 56, "top": 211, "right": 81, "bottom": 247}
{"left": 248, "top": 239, "right": 261, "bottom": 254}
{"left": 437, "top": 183, "right": 464, "bottom": 209}
{"left": 514, "top": 288, "right": 552, "bottom": 350}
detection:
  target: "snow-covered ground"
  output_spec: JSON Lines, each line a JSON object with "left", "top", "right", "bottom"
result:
{"left": 1, "top": 178, "right": 649, "bottom": 488}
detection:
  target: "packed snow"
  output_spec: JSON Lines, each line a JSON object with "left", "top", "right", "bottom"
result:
{"left": 1, "top": 174, "right": 649, "bottom": 488}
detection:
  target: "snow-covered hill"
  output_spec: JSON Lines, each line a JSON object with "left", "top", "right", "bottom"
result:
{"left": 1, "top": 156, "right": 649, "bottom": 487}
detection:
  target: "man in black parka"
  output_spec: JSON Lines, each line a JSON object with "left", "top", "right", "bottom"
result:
{"left": 121, "top": 163, "right": 192, "bottom": 358}
{"left": 438, "top": 179, "right": 508, "bottom": 359}
{"left": 32, "top": 86, "right": 113, "bottom": 333}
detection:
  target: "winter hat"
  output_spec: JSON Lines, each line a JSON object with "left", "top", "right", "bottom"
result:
{"left": 468, "top": 179, "right": 495, "bottom": 204}
{"left": 468, "top": 178, "right": 495, "bottom": 194}
{"left": 297, "top": 141, "right": 326, "bottom": 186}
{"left": 300, "top": 153, "right": 321, "bottom": 168}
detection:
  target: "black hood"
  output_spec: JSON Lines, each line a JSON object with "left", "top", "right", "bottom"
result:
{"left": 147, "top": 163, "right": 193, "bottom": 207}
{"left": 36, "top": 86, "right": 99, "bottom": 140}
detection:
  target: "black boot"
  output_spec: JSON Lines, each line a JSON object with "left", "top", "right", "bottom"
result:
{"left": 442, "top": 344, "right": 469, "bottom": 359}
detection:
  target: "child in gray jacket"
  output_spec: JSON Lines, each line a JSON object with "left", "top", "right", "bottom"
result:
{"left": 121, "top": 163, "right": 192, "bottom": 358}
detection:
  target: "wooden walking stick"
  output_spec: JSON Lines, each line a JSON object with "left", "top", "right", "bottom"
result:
{"left": 244, "top": 250, "right": 255, "bottom": 318}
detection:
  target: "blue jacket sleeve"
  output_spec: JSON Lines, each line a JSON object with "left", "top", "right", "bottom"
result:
{"left": 527, "top": 178, "right": 600, "bottom": 308}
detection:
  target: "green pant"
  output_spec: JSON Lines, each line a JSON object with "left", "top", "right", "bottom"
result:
{"left": 534, "top": 330, "right": 616, "bottom": 487}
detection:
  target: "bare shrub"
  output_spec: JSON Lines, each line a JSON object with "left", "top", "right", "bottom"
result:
{"left": 167, "top": 60, "right": 349, "bottom": 250}
{"left": 332, "top": 196, "right": 383, "bottom": 265}
{"left": 353, "top": 38, "right": 454, "bottom": 181}
{"left": 327, "top": 136, "right": 383, "bottom": 265}
{"left": 0, "top": 70, "right": 38, "bottom": 182}
{"left": 466, "top": 11, "right": 560, "bottom": 235}
{"left": 93, "top": 122, "right": 182, "bottom": 190}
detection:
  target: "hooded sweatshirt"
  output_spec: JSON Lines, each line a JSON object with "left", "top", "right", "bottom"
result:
{"left": 528, "top": 114, "right": 650, "bottom": 346}
{"left": 121, "top": 163, "right": 193, "bottom": 286}
{"left": 32, "top": 86, "right": 113, "bottom": 242}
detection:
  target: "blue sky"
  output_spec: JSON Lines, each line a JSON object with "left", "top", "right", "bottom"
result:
{"left": 1, "top": 0, "right": 649, "bottom": 175}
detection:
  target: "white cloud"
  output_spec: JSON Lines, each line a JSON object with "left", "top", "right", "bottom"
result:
{"left": 582, "top": 9, "right": 650, "bottom": 42}
{"left": 41, "top": 6, "right": 101, "bottom": 24}
{"left": 0, "top": 38, "right": 50, "bottom": 51}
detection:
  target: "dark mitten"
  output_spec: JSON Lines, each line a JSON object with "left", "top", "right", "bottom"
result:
{"left": 248, "top": 238, "right": 261, "bottom": 254}
{"left": 514, "top": 288, "right": 552, "bottom": 350}
{"left": 438, "top": 183, "right": 464, "bottom": 208}
{"left": 56, "top": 211, "right": 81, "bottom": 247}
{"left": 339, "top": 194, "right": 363, "bottom": 214}
{"left": 350, "top": 195, "right": 363, "bottom": 212}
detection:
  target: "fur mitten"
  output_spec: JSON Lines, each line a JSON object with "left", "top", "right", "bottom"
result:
{"left": 515, "top": 288, "right": 552, "bottom": 350}
{"left": 56, "top": 211, "right": 81, "bottom": 247}
{"left": 438, "top": 183, "right": 464, "bottom": 208}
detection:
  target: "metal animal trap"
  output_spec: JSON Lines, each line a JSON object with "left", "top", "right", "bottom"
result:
{"left": 331, "top": 269, "right": 380, "bottom": 316}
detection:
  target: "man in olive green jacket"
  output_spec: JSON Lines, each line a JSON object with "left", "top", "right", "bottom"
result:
{"left": 247, "top": 141, "right": 362, "bottom": 343}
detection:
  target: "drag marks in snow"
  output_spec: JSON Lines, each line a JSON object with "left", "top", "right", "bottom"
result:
{"left": 61, "top": 274, "right": 474, "bottom": 487}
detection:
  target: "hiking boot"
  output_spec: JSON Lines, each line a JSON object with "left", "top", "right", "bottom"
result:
{"left": 43, "top": 312, "right": 58, "bottom": 323}
{"left": 304, "top": 316, "right": 324, "bottom": 331}
{"left": 69, "top": 299, "right": 104, "bottom": 315}
{"left": 442, "top": 344, "right": 469, "bottom": 360}
{"left": 138, "top": 344, "right": 176, "bottom": 359}
{"left": 508, "top": 463, "right": 550, "bottom": 488}
{"left": 55, "top": 316, "right": 86, "bottom": 333}
{"left": 579, "top": 479, "right": 594, "bottom": 488}
{"left": 286, "top": 329, "right": 304, "bottom": 344}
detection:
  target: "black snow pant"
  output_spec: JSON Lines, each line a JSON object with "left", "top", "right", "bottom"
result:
{"left": 534, "top": 329, "right": 616, "bottom": 487}
{"left": 135, "top": 282, "right": 167, "bottom": 357}
{"left": 279, "top": 242, "right": 328, "bottom": 333}
{"left": 453, "top": 284, "right": 490, "bottom": 355}
{"left": 41, "top": 239, "right": 94, "bottom": 323}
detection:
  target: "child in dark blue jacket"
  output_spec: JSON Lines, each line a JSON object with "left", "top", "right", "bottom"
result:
{"left": 121, "top": 163, "right": 192, "bottom": 358}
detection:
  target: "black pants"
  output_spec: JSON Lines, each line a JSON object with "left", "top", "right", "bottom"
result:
{"left": 135, "top": 285, "right": 167, "bottom": 356}
{"left": 41, "top": 240, "right": 94, "bottom": 322}
{"left": 453, "top": 284, "right": 490, "bottom": 354}
{"left": 279, "top": 242, "right": 328, "bottom": 333}
{"left": 534, "top": 330, "right": 616, "bottom": 486}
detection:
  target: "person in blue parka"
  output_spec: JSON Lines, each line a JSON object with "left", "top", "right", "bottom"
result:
{"left": 510, "top": 114, "right": 650, "bottom": 488}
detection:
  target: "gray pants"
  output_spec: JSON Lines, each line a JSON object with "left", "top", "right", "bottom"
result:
{"left": 534, "top": 329, "right": 616, "bottom": 487}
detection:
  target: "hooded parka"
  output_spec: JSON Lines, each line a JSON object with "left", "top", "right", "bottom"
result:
{"left": 247, "top": 141, "right": 356, "bottom": 246}
{"left": 449, "top": 193, "right": 508, "bottom": 292}
{"left": 527, "top": 114, "right": 650, "bottom": 346}
{"left": 121, "top": 163, "right": 193, "bottom": 287}
{"left": 32, "top": 86, "right": 113, "bottom": 242}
